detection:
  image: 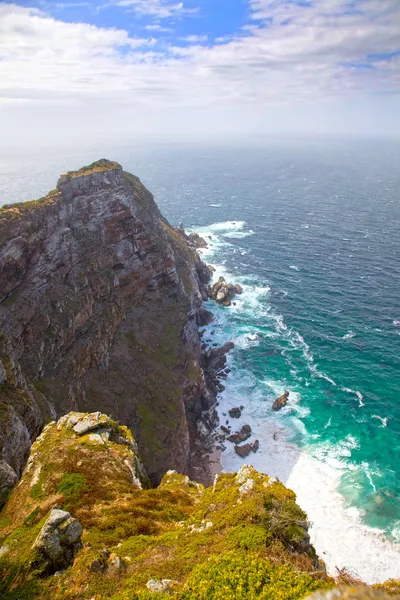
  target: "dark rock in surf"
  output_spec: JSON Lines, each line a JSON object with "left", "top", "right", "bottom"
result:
{"left": 272, "top": 391, "right": 289, "bottom": 411}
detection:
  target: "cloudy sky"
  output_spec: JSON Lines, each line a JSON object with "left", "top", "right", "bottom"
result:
{"left": 1, "top": 0, "right": 399, "bottom": 147}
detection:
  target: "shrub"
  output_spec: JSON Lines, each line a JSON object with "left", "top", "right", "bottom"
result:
{"left": 57, "top": 472, "right": 87, "bottom": 502}
{"left": 181, "top": 552, "right": 333, "bottom": 600}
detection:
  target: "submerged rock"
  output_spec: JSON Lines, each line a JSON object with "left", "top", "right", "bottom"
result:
{"left": 272, "top": 391, "right": 289, "bottom": 411}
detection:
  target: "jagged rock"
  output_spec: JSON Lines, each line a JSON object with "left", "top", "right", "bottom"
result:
{"left": 305, "top": 588, "right": 394, "bottom": 600}
{"left": 33, "top": 508, "right": 82, "bottom": 572}
{"left": 146, "top": 578, "right": 178, "bottom": 592}
{"left": 272, "top": 391, "right": 289, "bottom": 411}
{"left": 210, "top": 277, "right": 243, "bottom": 306}
{"left": 203, "top": 342, "right": 234, "bottom": 372}
{"left": 0, "top": 460, "right": 18, "bottom": 506}
{"left": 220, "top": 425, "right": 230, "bottom": 435}
{"left": 234, "top": 439, "right": 259, "bottom": 458}
{"left": 229, "top": 407, "right": 241, "bottom": 418}
{"left": 72, "top": 412, "right": 111, "bottom": 435}
{"left": 227, "top": 424, "right": 252, "bottom": 444}
{"left": 234, "top": 443, "right": 253, "bottom": 458}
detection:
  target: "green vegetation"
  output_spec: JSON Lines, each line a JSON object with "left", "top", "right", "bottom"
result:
{"left": 1, "top": 414, "right": 399, "bottom": 599}
{"left": 57, "top": 473, "right": 88, "bottom": 503}
{"left": 181, "top": 552, "right": 332, "bottom": 600}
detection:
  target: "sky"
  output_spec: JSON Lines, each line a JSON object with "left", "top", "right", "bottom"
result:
{"left": 0, "top": 0, "right": 399, "bottom": 147}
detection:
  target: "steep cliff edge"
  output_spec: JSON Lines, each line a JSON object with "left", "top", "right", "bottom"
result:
{"left": 0, "top": 159, "right": 217, "bottom": 499}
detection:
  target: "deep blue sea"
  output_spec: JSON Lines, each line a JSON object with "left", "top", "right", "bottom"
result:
{"left": 1, "top": 138, "right": 400, "bottom": 581}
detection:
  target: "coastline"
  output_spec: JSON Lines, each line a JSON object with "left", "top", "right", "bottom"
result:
{"left": 196, "top": 224, "right": 400, "bottom": 585}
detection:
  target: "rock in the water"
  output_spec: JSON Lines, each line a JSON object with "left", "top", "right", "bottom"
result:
{"left": 227, "top": 424, "right": 252, "bottom": 444}
{"left": 234, "top": 443, "right": 253, "bottom": 458}
{"left": 220, "top": 425, "right": 230, "bottom": 435}
{"left": 234, "top": 439, "right": 259, "bottom": 458}
{"left": 210, "top": 277, "right": 243, "bottom": 306}
{"left": 33, "top": 508, "right": 82, "bottom": 572}
{"left": 272, "top": 391, "right": 289, "bottom": 411}
{"left": 229, "top": 407, "right": 241, "bottom": 419}
{"left": 305, "top": 588, "right": 394, "bottom": 600}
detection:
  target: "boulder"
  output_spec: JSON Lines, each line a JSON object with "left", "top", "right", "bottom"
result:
{"left": 220, "top": 425, "right": 230, "bottom": 435}
{"left": 72, "top": 412, "right": 111, "bottom": 435}
{"left": 33, "top": 508, "right": 82, "bottom": 572}
{"left": 272, "top": 391, "right": 289, "bottom": 411}
{"left": 234, "top": 439, "right": 259, "bottom": 458}
{"left": 146, "top": 578, "right": 178, "bottom": 593}
{"left": 234, "top": 443, "right": 253, "bottom": 458}
{"left": 227, "top": 424, "right": 252, "bottom": 444}
{"left": 229, "top": 407, "right": 241, "bottom": 419}
{"left": 210, "top": 277, "right": 243, "bottom": 306}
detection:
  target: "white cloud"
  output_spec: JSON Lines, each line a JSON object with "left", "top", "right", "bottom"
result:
{"left": 0, "top": 1, "right": 399, "bottom": 145}
{"left": 180, "top": 34, "right": 208, "bottom": 43}
{"left": 112, "top": 0, "right": 198, "bottom": 19}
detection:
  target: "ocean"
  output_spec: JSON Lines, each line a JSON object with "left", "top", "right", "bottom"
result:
{"left": 1, "top": 138, "right": 400, "bottom": 583}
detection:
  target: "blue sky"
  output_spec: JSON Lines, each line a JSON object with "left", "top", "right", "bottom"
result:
{"left": 0, "top": 0, "right": 399, "bottom": 145}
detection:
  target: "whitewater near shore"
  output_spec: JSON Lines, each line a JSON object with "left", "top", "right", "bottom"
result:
{"left": 196, "top": 220, "right": 400, "bottom": 585}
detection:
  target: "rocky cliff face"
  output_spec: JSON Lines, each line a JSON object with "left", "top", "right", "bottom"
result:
{"left": 0, "top": 159, "right": 217, "bottom": 500}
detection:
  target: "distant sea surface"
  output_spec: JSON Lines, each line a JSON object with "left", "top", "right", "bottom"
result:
{"left": 1, "top": 138, "right": 400, "bottom": 582}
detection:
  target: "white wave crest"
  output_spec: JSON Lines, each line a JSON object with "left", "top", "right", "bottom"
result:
{"left": 372, "top": 415, "right": 389, "bottom": 428}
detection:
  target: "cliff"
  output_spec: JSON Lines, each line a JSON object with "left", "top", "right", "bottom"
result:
{"left": 0, "top": 159, "right": 217, "bottom": 501}
{"left": 0, "top": 411, "right": 333, "bottom": 599}
{"left": 1, "top": 412, "right": 398, "bottom": 599}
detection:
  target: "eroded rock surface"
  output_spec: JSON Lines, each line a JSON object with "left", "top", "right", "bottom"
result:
{"left": 33, "top": 508, "right": 82, "bottom": 572}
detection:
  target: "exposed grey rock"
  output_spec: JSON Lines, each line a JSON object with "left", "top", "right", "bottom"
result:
{"left": 146, "top": 578, "right": 178, "bottom": 593}
{"left": 72, "top": 412, "right": 110, "bottom": 435}
{"left": 33, "top": 508, "right": 82, "bottom": 572}
{"left": 0, "top": 460, "right": 18, "bottom": 506}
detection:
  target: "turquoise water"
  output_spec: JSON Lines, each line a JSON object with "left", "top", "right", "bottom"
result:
{"left": 1, "top": 138, "right": 400, "bottom": 577}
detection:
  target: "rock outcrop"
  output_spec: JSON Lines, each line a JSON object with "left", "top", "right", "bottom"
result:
{"left": 0, "top": 159, "right": 221, "bottom": 497}
{"left": 210, "top": 276, "right": 243, "bottom": 306}
{"left": 272, "top": 390, "right": 290, "bottom": 411}
{"left": 33, "top": 508, "right": 82, "bottom": 573}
